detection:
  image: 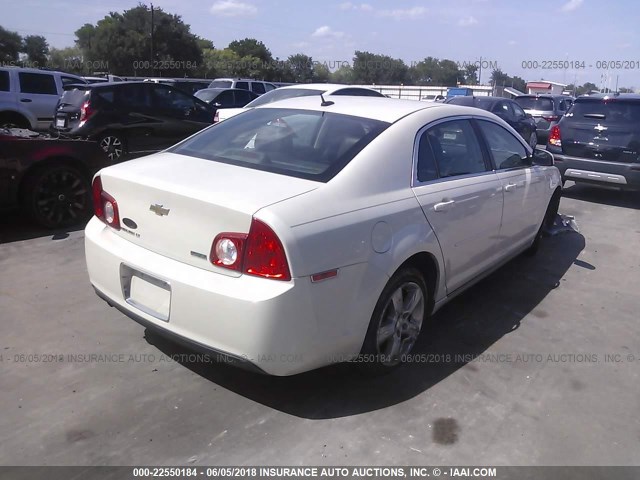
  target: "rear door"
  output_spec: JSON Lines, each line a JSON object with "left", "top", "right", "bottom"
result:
{"left": 0, "top": 70, "right": 18, "bottom": 122}
{"left": 113, "top": 83, "right": 158, "bottom": 153}
{"left": 560, "top": 99, "right": 640, "bottom": 163}
{"left": 17, "top": 71, "right": 59, "bottom": 129}
{"left": 411, "top": 118, "right": 504, "bottom": 293}
{"left": 476, "top": 119, "right": 548, "bottom": 252}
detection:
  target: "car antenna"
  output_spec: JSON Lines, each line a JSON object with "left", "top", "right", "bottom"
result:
{"left": 320, "top": 93, "right": 334, "bottom": 107}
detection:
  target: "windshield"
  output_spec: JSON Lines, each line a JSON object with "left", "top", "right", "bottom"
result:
{"left": 515, "top": 97, "right": 554, "bottom": 111}
{"left": 170, "top": 108, "right": 389, "bottom": 182}
{"left": 245, "top": 88, "right": 324, "bottom": 108}
{"left": 194, "top": 89, "right": 222, "bottom": 102}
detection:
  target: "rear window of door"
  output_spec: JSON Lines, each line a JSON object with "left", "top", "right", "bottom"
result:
{"left": 416, "top": 119, "right": 488, "bottom": 181}
{"left": 0, "top": 71, "right": 9, "bottom": 91}
{"left": 477, "top": 120, "right": 530, "bottom": 169}
{"left": 235, "top": 81, "right": 249, "bottom": 91}
{"left": 234, "top": 89, "right": 253, "bottom": 106}
{"left": 117, "top": 84, "right": 151, "bottom": 109}
{"left": 251, "top": 82, "right": 266, "bottom": 94}
{"left": 215, "top": 90, "right": 235, "bottom": 107}
{"left": 332, "top": 88, "right": 384, "bottom": 97}
{"left": 18, "top": 72, "right": 57, "bottom": 95}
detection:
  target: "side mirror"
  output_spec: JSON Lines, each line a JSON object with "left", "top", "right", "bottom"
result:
{"left": 532, "top": 148, "right": 554, "bottom": 166}
{"left": 525, "top": 113, "right": 533, "bottom": 119}
{"left": 213, "top": 102, "right": 222, "bottom": 108}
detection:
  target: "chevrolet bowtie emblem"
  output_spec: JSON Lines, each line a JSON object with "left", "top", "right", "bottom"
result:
{"left": 149, "top": 204, "right": 170, "bottom": 216}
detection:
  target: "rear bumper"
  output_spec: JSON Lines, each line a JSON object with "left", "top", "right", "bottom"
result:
{"left": 84, "top": 217, "right": 372, "bottom": 375}
{"left": 552, "top": 154, "right": 640, "bottom": 190}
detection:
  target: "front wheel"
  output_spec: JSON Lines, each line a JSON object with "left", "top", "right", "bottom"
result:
{"left": 98, "top": 132, "right": 126, "bottom": 162}
{"left": 360, "top": 267, "right": 428, "bottom": 373}
{"left": 529, "top": 131, "right": 538, "bottom": 149}
{"left": 525, "top": 189, "right": 561, "bottom": 256}
{"left": 22, "top": 164, "right": 92, "bottom": 229}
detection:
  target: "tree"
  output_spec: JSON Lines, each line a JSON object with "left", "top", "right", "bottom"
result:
{"left": 312, "top": 63, "right": 330, "bottom": 83}
{"left": 228, "top": 38, "right": 271, "bottom": 63}
{"left": 48, "top": 46, "right": 87, "bottom": 74}
{"left": 463, "top": 64, "right": 478, "bottom": 85}
{"left": 490, "top": 68, "right": 509, "bottom": 86}
{"left": 0, "top": 26, "right": 23, "bottom": 63}
{"left": 330, "top": 65, "right": 354, "bottom": 84}
{"left": 408, "top": 57, "right": 462, "bottom": 86}
{"left": 23, "top": 35, "right": 49, "bottom": 67}
{"left": 74, "top": 5, "right": 202, "bottom": 76}
{"left": 286, "top": 53, "right": 314, "bottom": 83}
{"left": 352, "top": 51, "right": 407, "bottom": 84}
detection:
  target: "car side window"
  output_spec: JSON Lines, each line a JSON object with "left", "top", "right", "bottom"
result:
{"left": 215, "top": 90, "right": 235, "bottom": 107}
{"left": 117, "top": 84, "right": 151, "bottom": 109}
{"left": 512, "top": 103, "right": 526, "bottom": 119}
{"left": 234, "top": 90, "right": 252, "bottom": 106}
{"left": 0, "top": 71, "right": 9, "bottom": 91}
{"left": 558, "top": 99, "right": 566, "bottom": 112}
{"left": 417, "top": 119, "right": 487, "bottom": 181}
{"left": 18, "top": 72, "right": 57, "bottom": 95}
{"left": 152, "top": 85, "right": 195, "bottom": 111}
{"left": 478, "top": 120, "right": 530, "bottom": 170}
{"left": 333, "top": 88, "right": 383, "bottom": 97}
{"left": 235, "top": 81, "right": 249, "bottom": 91}
{"left": 265, "top": 83, "right": 276, "bottom": 91}
{"left": 252, "top": 82, "right": 266, "bottom": 94}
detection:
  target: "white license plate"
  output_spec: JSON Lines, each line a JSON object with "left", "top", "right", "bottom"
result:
{"left": 55, "top": 118, "right": 66, "bottom": 128}
{"left": 128, "top": 275, "right": 171, "bottom": 321}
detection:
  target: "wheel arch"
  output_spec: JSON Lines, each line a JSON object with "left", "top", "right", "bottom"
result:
{"left": 0, "top": 109, "right": 34, "bottom": 129}
{"left": 393, "top": 251, "right": 441, "bottom": 316}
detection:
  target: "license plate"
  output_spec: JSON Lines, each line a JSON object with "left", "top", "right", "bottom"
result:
{"left": 55, "top": 117, "right": 66, "bottom": 128}
{"left": 121, "top": 266, "right": 171, "bottom": 321}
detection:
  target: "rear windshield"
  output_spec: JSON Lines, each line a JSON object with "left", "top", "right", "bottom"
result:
{"left": 58, "top": 88, "right": 90, "bottom": 106}
{"left": 568, "top": 100, "right": 640, "bottom": 124}
{"left": 209, "top": 80, "right": 232, "bottom": 88}
{"left": 194, "top": 89, "right": 222, "bottom": 102}
{"left": 170, "top": 108, "right": 389, "bottom": 182}
{"left": 245, "top": 88, "right": 324, "bottom": 108}
{"left": 515, "top": 97, "right": 554, "bottom": 111}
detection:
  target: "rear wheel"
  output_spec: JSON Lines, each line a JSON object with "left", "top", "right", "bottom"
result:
{"left": 22, "top": 164, "right": 92, "bottom": 229}
{"left": 360, "top": 267, "right": 428, "bottom": 373}
{"left": 0, "top": 112, "right": 30, "bottom": 130}
{"left": 98, "top": 132, "right": 126, "bottom": 161}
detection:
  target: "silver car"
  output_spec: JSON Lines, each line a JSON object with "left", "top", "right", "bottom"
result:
{"left": 514, "top": 94, "right": 574, "bottom": 143}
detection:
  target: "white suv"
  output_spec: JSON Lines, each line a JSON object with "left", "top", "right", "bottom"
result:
{"left": 0, "top": 67, "right": 86, "bottom": 130}
{"left": 208, "top": 78, "right": 276, "bottom": 96}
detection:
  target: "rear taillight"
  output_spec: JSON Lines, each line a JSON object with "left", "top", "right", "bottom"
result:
{"left": 542, "top": 115, "right": 559, "bottom": 122}
{"left": 80, "top": 100, "right": 94, "bottom": 125}
{"left": 548, "top": 125, "right": 562, "bottom": 148}
{"left": 213, "top": 111, "right": 219, "bottom": 123}
{"left": 210, "top": 218, "right": 291, "bottom": 281}
{"left": 92, "top": 176, "right": 120, "bottom": 230}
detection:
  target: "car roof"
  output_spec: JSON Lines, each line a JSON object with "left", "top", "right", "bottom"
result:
{"left": 279, "top": 83, "right": 380, "bottom": 95}
{"left": 252, "top": 95, "right": 494, "bottom": 123}
{"left": 516, "top": 94, "right": 570, "bottom": 99}
{"left": 446, "top": 96, "right": 505, "bottom": 107}
{"left": 576, "top": 93, "right": 640, "bottom": 101}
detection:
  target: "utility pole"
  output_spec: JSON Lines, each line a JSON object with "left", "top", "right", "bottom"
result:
{"left": 478, "top": 56, "right": 482, "bottom": 85}
{"left": 150, "top": 3, "right": 155, "bottom": 77}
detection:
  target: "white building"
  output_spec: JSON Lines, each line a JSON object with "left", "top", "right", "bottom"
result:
{"left": 526, "top": 80, "right": 567, "bottom": 95}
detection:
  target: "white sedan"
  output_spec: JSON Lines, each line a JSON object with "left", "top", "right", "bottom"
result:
{"left": 85, "top": 96, "right": 562, "bottom": 376}
{"left": 213, "top": 83, "right": 385, "bottom": 123}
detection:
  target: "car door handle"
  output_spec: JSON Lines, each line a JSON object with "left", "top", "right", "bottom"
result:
{"left": 434, "top": 199, "right": 455, "bottom": 212}
{"left": 20, "top": 98, "right": 32, "bottom": 103}
{"left": 504, "top": 183, "right": 517, "bottom": 192}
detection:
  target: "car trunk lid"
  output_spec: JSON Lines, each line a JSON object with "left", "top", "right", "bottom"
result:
{"left": 98, "top": 152, "right": 319, "bottom": 275}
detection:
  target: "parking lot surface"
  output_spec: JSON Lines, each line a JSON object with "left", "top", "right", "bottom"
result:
{"left": 0, "top": 182, "right": 639, "bottom": 466}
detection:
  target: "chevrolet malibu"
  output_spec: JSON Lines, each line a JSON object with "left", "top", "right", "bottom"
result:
{"left": 85, "top": 96, "right": 562, "bottom": 376}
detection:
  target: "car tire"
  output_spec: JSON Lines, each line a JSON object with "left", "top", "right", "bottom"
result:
{"left": 525, "top": 188, "right": 561, "bottom": 257}
{"left": 97, "top": 132, "right": 127, "bottom": 162}
{"left": 0, "top": 112, "right": 30, "bottom": 130}
{"left": 529, "top": 131, "right": 538, "bottom": 149}
{"left": 359, "top": 267, "right": 428, "bottom": 374}
{"left": 22, "top": 163, "right": 92, "bottom": 229}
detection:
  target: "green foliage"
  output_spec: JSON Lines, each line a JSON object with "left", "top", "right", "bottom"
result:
{"left": 23, "top": 35, "right": 49, "bottom": 67}
{"left": 0, "top": 25, "right": 23, "bottom": 63}
{"left": 352, "top": 51, "right": 408, "bottom": 84}
{"left": 47, "top": 46, "right": 87, "bottom": 74}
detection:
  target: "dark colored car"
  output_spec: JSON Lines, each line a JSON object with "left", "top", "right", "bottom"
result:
{"left": 0, "top": 128, "right": 111, "bottom": 228}
{"left": 514, "top": 94, "right": 574, "bottom": 143}
{"left": 546, "top": 93, "right": 640, "bottom": 190}
{"left": 194, "top": 88, "right": 259, "bottom": 109}
{"left": 52, "top": 82, "right": 214, "bottom": 161}
{"left": 445, "top": 96, "right": 538, "bottom": 148}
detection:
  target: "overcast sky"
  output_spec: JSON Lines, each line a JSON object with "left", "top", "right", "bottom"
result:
{"left": 3, "top": 0, "right": 639, "bottom": 87}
